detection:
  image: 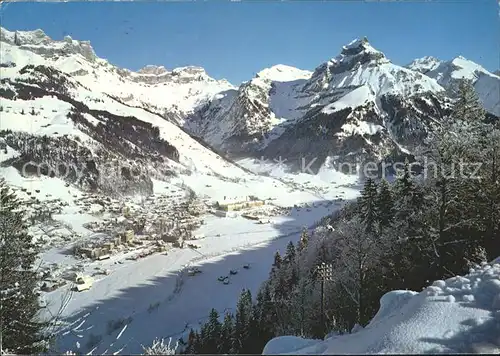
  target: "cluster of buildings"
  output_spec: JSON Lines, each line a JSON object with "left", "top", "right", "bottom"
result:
{"left": 76, "top": 229, "right": 137, "bottom": 260}
{"left": 214, "top": 196, "right": 266, "bottom": 212}
{"left": 77, "top": 192, "right": 208, "bottom": 260}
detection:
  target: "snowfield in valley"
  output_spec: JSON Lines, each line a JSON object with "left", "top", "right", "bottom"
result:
{"left": 0, "top": 150, "right": 359, "bottom": 354}
{"left": 38, "top": 171, "right": 359, "bottom": 355}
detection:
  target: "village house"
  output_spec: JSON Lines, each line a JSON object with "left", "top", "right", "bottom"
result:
{"left": 215, "top": 196, "right": 265, "bottom": 212}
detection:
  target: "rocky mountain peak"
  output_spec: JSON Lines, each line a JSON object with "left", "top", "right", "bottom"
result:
{"left": 137, "top": 65, "right": 169, "bottom": 75}
{"left": 0, "top": 26, "right": 97, "bottom": 62}
{"left": 407, "top": 56, "right": 443, "bottom": 74}
{"left": 333, "top": 37, "right": 388, "bottom": 67}
{"left": 172, "top": 66, "right": 207, "bottom": 77}
{"left": 304, "top": 38, "right": 391, "bottom": 93}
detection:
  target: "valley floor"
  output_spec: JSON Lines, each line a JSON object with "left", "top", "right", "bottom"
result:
{"left": 1, "top": 160, "right": 360, "bottom": 354}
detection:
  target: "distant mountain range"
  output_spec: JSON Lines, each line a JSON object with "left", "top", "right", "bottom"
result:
{"left": 1, "top": 27, "right": 498, "bottom": 181}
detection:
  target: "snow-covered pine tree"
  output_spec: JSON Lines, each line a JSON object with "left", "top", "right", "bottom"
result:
{"left": 358, "top": 178, "right": 379, "bottom": 233}
{"left": 202, "top": 309, "right": 221, "bottom": 354}
{"left": 218, "top": 312, "right": 234, "bottom": 354}
{"left": 232, "top": 289, "right": 253, "bottom": 353}
{"left": 284, "top": 241, "right": 296, "bottom": 263}
{"left": 393, "top": 159, "right": 416, "bottom": 200}
{"left": 13, "top": 32, "right": 20, "bottom": 46}
{"left": 196, "top": 324, "right": 207, "bottom": 353}
{"left": 248, "top": 304, "right": 265, "bottom": 354}
{"left": 392, "top": 159, "right": 424, "bottom": 235}
{"left": 184, "top": 329, "right": 198, "bottom": 354}
{"left": 253, "top": 283, "right": 277, "bottom": 345}
{"left": 298, "top": 228, "right": 309, "bottom": 252}
{"left": 0, "top": 179, "right": 45, "bottom": 354}
{"left": 453, "top": 79, "right": 486, "bottom": 124}
{"left": 376, "top": 178, "right": 394, "bottom": 229}
{"left": 142, "top": 337, "right": 178, "bottom": 355}
{"left": 272, "top": 251, "right": 282, "bottom": 270}
{"left": 482, "top": 127, "right": 500, "bottom": 258}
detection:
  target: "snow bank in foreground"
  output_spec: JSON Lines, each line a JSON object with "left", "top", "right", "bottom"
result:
{"left": 263, "top": 259, "right": 500, "bottom": 354}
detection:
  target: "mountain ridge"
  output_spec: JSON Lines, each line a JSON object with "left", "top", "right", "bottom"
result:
{"left": 1, "top": 27, "right": 498, "bottom": 174}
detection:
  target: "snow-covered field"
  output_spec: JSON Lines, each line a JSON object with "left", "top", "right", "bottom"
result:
{"left": 0, "top": 157, "right": 360, "bottom": 354}
{"left": 264, "top": 258, "right": 500, "bottom": 354}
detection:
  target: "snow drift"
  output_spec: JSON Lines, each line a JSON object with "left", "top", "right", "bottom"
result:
{"left": 263, "top": 258, "right": 500, "bottom": 354}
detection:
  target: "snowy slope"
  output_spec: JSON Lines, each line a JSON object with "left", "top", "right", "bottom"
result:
{"left": 263, "top": 259, "right": 500, "bottom": 354}
{"left": 408, "top": 55, "right": 500, "bottom": 116}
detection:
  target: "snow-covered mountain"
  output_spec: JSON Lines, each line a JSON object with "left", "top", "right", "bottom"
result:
{"left": 192, "top": 38, "right": 454, "bottom": 170}
{"left": 408, "top": 55, "right": 500, "bottom": 117}
{"left": 0, "top": 30, "right": 255, "bottom": 196}
{"left": 0, "top": 27, "right": 235, "bottom": 126}
{"left": 2, "top": 27, "right": 499, "bottom": 355}
{"left": 187, "top": 64, "right": 313, "bottom": 156}
{"left": 263, "top": 257, "right": 500, "bottom": 354}
{"left": 1, "top": 27, "right": 498, "bottom": 176}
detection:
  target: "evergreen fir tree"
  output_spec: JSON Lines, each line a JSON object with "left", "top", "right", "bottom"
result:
{"left": 219, "top": 313, "right": 234, "bottom": 354}
{"left": 393, "top": 159, "right": 424, "bottom": 227}
{"left": 358, "top": 178, "right": 379, "bottom": 233}
{"left": 284, "top": 241, "right": 296, "bottom": 263}
{"left": 376, "top": 179, "right": 395, "bottom": 228}
{"left": 254, "top": 283, "right": 276, "bottom": 343}
{"left": 232, "top": 289, "right": 253, "bottom": 353}
{"left": 202, "top": 309, "right": 221, "bottom": 354}
{"left": 272, "top": 251, "right": 282, "bottom": 269}
{"left": 483, "top": 127, "right": 500, "bottom": 258}
{"left": 298, "top": 228, "right": 309, "bottom": 252}
{"left": 453, "top": 79, "right": 485, "bottom": 123}
{"left": 0, "top": 179, "right": 46, "bottom": 354}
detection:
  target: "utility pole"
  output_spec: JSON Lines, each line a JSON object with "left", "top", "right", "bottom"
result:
{"left": 316, "top": 262, "right": 333, "bottom": 334}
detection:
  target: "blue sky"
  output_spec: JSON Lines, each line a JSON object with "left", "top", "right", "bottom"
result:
{"left": 1, "top": 0, "right": 498, "bottom": 84}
